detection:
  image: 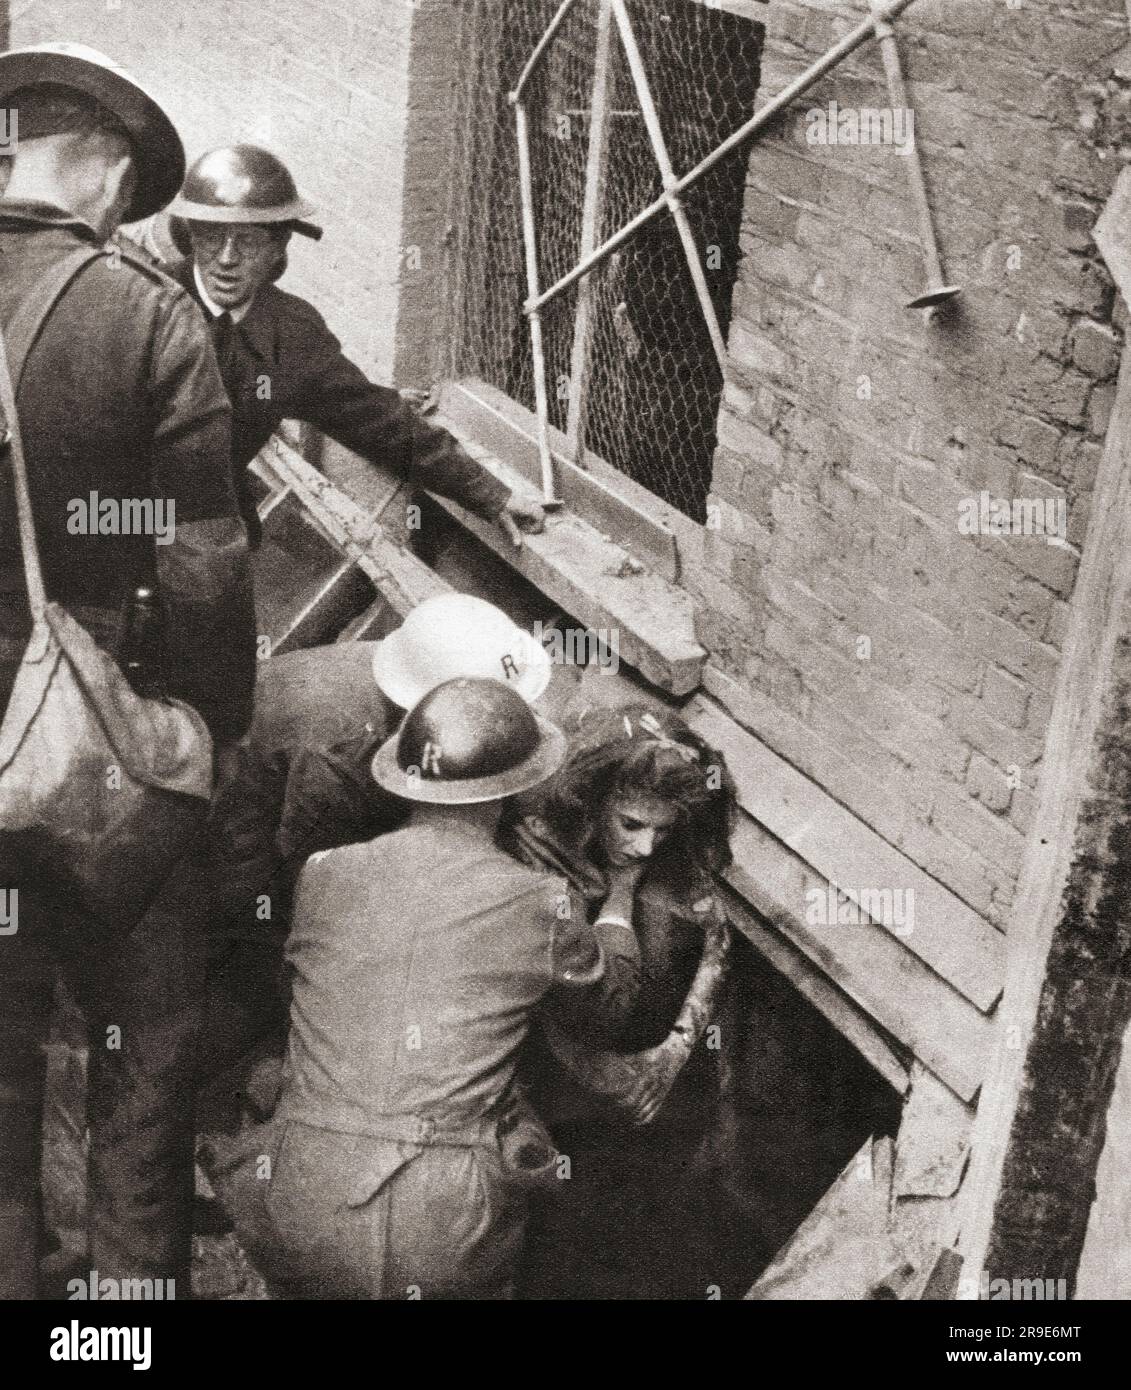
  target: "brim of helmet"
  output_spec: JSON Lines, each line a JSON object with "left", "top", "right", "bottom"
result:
{"left": 372, "top": 626, "right": 552, "bottom": 711}
{"left": 164, "top": 212, "right": 323, "bottom": 255}
{"left": 370, "top": 715, "right": 567, "bottom": 805}
{"left": 165, "top": 194, "right": 319, "bottom": 225}
{"left": 0, "top": 48, "right": 185, "bottom": 223}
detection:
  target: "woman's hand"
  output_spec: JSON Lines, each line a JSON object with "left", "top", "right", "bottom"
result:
{"left": 602, "top": 859, "right": 646, "bottom": 918}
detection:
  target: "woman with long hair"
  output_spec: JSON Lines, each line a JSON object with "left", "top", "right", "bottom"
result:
{"left": 504, "top": 702, "right": 739, "bottom": 1296}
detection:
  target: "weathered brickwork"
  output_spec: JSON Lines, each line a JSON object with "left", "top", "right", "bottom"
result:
{"left": 10, "top": 0, "right": 459, "bottom": 384}
{"left": 698, "top": 0, "right": 1130, "bottom": 926}
{"left": 10, "top": 0, "right": 1128, "bottom": 930}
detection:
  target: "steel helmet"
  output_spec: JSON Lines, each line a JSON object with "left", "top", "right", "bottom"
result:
{"left": 0, "top": 42, "right": 185, "bottom": 222}
{"left": 167, "top": 144, "right": 323, "bottom": 239}
{"left": 372, "top": 593, "right": 552, "bottom": 710}
{"left": 371, "top": 677, "right": 567, "bottom": 805}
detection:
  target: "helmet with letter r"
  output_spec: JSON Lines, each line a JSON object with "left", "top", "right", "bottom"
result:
{"left": 370, "top": 677, "right": 567, "bottom": 806}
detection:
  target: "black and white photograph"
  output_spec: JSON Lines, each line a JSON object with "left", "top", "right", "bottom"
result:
{"left": 0, "top": 0, "right": 1128, "bottom": 1351}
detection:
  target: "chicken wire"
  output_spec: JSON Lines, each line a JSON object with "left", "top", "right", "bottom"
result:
{"left": 446, "top": 0, "right": 763, "bottom": 524}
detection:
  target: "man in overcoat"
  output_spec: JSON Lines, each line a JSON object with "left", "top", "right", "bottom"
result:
{"left": 0, "top": 42, "right": 257, "bottom": 1297}
{"left": 160, "top": 143, "right": 545, "bottom": 549}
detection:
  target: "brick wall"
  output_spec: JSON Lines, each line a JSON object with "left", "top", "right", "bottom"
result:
{"left": 11, "top": 0, "right": 1129, "bottom": 928}
{"left": 697, "top": 0, "right": 1130, "bottom": 926}
{"left": 8, "top": 0, "right": 459, "bottom": 385}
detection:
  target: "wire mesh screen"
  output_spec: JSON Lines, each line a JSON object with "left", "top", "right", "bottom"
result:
{"left": 447, "top": 0, "right": 763, "bottom": 524}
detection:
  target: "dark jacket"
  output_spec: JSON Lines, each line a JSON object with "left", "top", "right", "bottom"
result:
{"left": 168, "top": 259, "right": 511, "bottom": 542}
{"left": 0, "top": 201, "right": 257, "bottom": 740}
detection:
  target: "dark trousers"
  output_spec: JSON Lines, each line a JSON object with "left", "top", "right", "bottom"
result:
{"left": 0, "top": 832, "right": 210, "bottom": 1299}
{"left": 0, "top": 602, "right": 219, "bottom": 1299}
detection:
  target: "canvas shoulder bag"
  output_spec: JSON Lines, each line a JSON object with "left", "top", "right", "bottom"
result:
{"left": 0, "top": 246, "right": 214, "bottom": 932}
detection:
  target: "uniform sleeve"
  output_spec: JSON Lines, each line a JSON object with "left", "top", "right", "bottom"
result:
{"left": 277, "top": 728, "right": 406, "bottom": 869}
{"left": 293, "top": 310, "right": 512, "bottom": 521}
{"left": 542, "top": 889, "right": 643, "bottom": 1047}
{"left": 148, "top": 289, "right": 257, "bottom": 741}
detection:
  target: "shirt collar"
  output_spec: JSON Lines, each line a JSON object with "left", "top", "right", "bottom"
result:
{"left": 0, "top": 197, "right": 101, "bottom": 241}
{"left": 193, "top": 263, "right": 254, "bottom": 324}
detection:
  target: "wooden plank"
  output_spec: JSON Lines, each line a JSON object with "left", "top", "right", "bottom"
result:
{"left": 747, "top": 1137, "right": 901, "bottom": 1299}
{"left": 893, "top": 1062, "right": 974, "bottom": 1201}
{"left": 686, "top": 695, "right": 1005, "bottom": 1014}
{"left": 438, "top": 378, "right": 681, "bottom": 581}
{"left": 258, "top": 437, "right": 449, "bottom": 616}
{"left": 725, "top": 815, "right": 994, "bottom": 1102}
{"left": 426, "top": 464, "right": 706, "bottom": 695}
{"left": 719, "top": 882, "right": 911, "bottom": 1097}
{"left": 958, "top": 340, "right": 1131, "bottom": 1285}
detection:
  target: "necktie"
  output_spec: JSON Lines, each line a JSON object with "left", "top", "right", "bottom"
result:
{"left": 211, "top": 311, "right": 235, "bottom": 376}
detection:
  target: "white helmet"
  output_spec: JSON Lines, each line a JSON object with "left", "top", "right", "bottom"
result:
{"left": 372, "top": 593, "right": 552, "bottom": 710}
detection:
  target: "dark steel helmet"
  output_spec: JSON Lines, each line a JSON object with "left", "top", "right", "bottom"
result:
{"left": 0, "top": 42, "right": 185, "bottom": 222}
{"left": 371, "top": 677, "right": 567, "bottom": 805}
{"left": 166, "top": 144, "right": 322, "bottom": 239}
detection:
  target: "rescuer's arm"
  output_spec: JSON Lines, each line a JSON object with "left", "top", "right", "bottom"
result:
{"left": 541, "top": 876, "right": 732, "bottom": 1124}
{"left": 293, "top": 305, "right": 544, "bottom": 544}
{"left": 541, "top": 876, "right": 643, "bottom": 1047}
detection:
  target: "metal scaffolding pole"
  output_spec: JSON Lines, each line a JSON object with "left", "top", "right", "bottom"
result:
{"left": 525, "top": 0, "right": 922, "bottom": 317}
{"left": 513, "top": 98, "right": 563, "bottom": 508}
{"left": 511, "top": 0, "right": 581, "bottom": 103}
{"left": 564, "top": 0, "right": 615, "bottom": 462}
{"left": 609, "top": 0, "right": 728, "bottom": 373}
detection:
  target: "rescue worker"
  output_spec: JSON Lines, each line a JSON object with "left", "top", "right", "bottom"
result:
{"left": 199, "top": 595, "right": 554, "bottom": 1098}
{"left": 159, "top": 143, "right": 545, "bottom": 548}
{"left": 0, "top": 43, "right": 257, "bottom": 1296}
{"left": 209, "top": 677, "right": 643, "bottom": 1298}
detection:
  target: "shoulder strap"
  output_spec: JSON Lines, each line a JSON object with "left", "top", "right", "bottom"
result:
{"left": 0, "top": 247, "right": 105, "bottom": 617}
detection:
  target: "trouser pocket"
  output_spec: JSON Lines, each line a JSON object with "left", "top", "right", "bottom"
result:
{"left": 497, "top": 1087, "right": 562, "bottom": 1195}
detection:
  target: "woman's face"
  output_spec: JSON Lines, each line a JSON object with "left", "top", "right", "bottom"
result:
{"left": 597, "top": 791, "right": 680, "bottom": 869}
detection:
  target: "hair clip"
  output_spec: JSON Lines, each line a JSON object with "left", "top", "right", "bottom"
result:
{"left": 638, "top": 712, "right": 699, "bottom": 764}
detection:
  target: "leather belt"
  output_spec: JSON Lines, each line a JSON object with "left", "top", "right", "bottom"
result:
{"left": 279, "top": 1100, "right": 500, "bottom": 1149}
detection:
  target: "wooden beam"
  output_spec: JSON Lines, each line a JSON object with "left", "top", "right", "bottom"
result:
{"left": 686, "top": 696, "right": 1006, "bottom": 1013}
{"left": 720, "top": 881, "right": 911, "bottom": 1097}
{"left": 428, "top": 480, "right": 705, "bottom": 695}
{"left": 724, "top": 815, "right": 994, "bottom": 1102}
{"left": 438, "top": 378, "right": 682, "bottom": 582}
{"left": 257, "top": 437, "right": 449, "bottom": 616}
{"left": 957, "top": 338, "right": 1131, "bottom": 1286}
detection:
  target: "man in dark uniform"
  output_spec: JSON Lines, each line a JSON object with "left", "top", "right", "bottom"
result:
{"left": 159, "top": 143, "right": 544, "bottom": 549}
{"left": 209, "top": 677, "right": 642, "bottom": 1298}
{"left": 0, "top": 43, "right": 257, "bottom": 1296}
